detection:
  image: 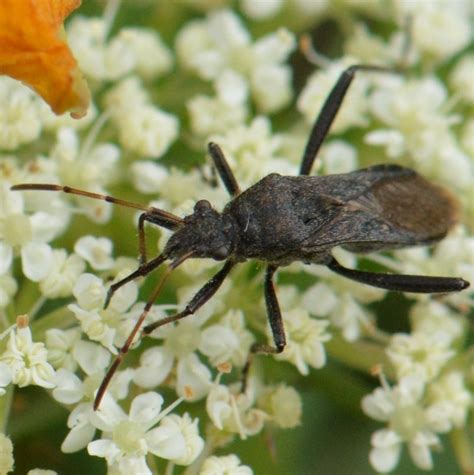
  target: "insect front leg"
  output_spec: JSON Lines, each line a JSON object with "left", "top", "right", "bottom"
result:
{"left": 142, "top": 259, "right": 235, "bottom": 335}
{"left": 299, "top": 64, "right": 399, "bottom": 176}
{"left": 95, "top": 260, "right": 235, "bottom": 409}
{"left": 242, "top": 264, "right": 286, "bottom": 391}
{"left": 104, "top": 253, "right": 167, "bottom": 309}
{"left": 327, "top": 256, "right": 469, "bottom": 293}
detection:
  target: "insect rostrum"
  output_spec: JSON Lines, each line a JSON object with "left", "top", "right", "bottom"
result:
{"left": 11, "top": 64, "right": 470, "bottom": 410}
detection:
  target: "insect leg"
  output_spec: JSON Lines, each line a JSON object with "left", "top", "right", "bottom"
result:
{"left": 104, "top": 253, "right": 167, "bottom": 309}
{"left": 242, "top": 265, "right": 286, "bottom": 391}
{"left": 142, "top": 259, "right": 235, "bottom": 335}
{"left": 137, "top": 208, "right": 179, "bottom": 266}
{"left": 299, "top": 64, "right": 398, "bottom": 176}
{"left": 327, "top": 257, "right": 470, "bottom": 293}
{"left": 208, "top": 142, "right": 241, "bottom": 197}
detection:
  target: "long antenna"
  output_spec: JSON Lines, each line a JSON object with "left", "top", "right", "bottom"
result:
{"left": 11, "top": 183, "right": 183, "bottom": 229}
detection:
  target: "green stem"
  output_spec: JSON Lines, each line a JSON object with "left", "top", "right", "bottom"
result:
{"left": 326, "top": 334, "right": 395, "bottom": 380}
{"left": 0, "top": 385, "right": 13, "bottom": 433}
{"left": 450, "top": 427, "right": 474, "bottom": 475}
{"left": 30, "top": 306, "right": 77, "bottom": 341}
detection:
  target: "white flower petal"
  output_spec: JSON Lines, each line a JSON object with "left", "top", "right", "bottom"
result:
{"left": 52, "top": 369, "right": 83, "bottom": 404}
{"left": 129, "top": 392, "right": 164, "bottom": 427}
{"left": 21, "top": 242, "right": 53, "bottom": 281}
{"left": 146, "top": 425, "right": 186, "bottom": 460}
{"left": 0, "top": 243, "right": 13, "bottom": 275}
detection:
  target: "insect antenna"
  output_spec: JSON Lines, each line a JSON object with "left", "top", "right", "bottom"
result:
{"left": 10, "top": 183, "right": 183, "bottom": 230}
{"left": 93, "top": 250, "right": 195, "bottom": 410}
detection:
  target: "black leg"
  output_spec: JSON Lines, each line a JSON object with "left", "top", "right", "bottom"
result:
{"left": 95, "top": 259, "right": 235, "bottom": 410}
{"left": 137, "top": 210, "right": 180, "bottom": 266}
{"left": 208, "top": 142, "right": 241, "bottom": 197}
{"left": 104, "top": 253, "right": 167, "bottom": 309}
{"left": 142, "top": 259, "right": 235, "bottom": 334}
{"left": 299, "top": 64, "right": 398, "bottom": 176}
{"left": 242, "top": 265, "right": 286, "bottom": 390}
{"left": 327, "top": 257, "right": 469, "bottom": 293}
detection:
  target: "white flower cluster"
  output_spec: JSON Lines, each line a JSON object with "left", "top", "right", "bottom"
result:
{"left": 176, "top": 9, "right": 296, "bottom": 114}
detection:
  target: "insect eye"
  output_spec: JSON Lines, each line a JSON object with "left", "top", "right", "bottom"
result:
{"left": 213, "top": 245, "right": 229, "bottom": 260}
{"left": 194, "top": 200, "right": 211, "bottom": 213}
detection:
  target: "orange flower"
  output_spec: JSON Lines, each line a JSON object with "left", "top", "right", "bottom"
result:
{"left": 0, "top": 0, "right": 90, "bottom": 118}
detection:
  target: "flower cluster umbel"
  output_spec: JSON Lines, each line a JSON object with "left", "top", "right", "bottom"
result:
{"left": 0, "top": 1, "right": 472, "bottom": 474}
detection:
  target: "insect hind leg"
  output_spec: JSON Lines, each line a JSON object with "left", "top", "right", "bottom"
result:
{"left": 327, "top": 257, "right": 469, "bottom": 293}
{"left": 299, "top": 64, "right": 400, "bottom": 176}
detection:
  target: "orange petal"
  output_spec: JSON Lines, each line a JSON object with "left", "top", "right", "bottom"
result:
{"left": 0, "top": 0, "right": 90, "bottom": 118}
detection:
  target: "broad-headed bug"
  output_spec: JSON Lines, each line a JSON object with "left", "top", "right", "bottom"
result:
{"left": 12, "top": 64, "right": 470, "bottom": 410}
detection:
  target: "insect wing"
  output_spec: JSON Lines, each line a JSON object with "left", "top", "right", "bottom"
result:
{"left": 301, "top": 165, "right": 458, "bottom": 253}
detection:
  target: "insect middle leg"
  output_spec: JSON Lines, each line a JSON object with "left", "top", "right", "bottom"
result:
{"left": 242, "top": 264, "right": 286, "bottom": 390}
{"left": 208, "top": 142, "right": 241, "bottom": 197}
{"left": 299, "top": 64, "right": 399, "bottom": 176}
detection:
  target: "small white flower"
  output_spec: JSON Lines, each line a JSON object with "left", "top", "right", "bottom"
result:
{"left": 62, "top": 401, "right": 105, "bottom": 453}
{"left": 67, "top": 17, "right": 135, "bottom": 81}
{"left": 362, "top": 375, "right": 441, "bottom": 472}
{"left": 200, "top": 454, "right": 253, "bottom": 474}
{"left": 104, "top": 76, "right": 149, "bottom": 115}
{"left": 257, "top": 384, "right": 302, "bottom": 429}
{"left": 387, "top": 332, "right": 454, "bottom": 383}
{"left": 426, "top": 372, "right": 472, "bottom": 431}
{"left": 450, "top": 54, "right": 474, "bottom": 105}
{"left": 131, "top": 161, "right": 168, "bottom": 194}
{"left": 409, "top": 300, "right": 466, "bottom": 346}
{"left": 319, "top": 140, "right": 358, "bottom": 175}
{"left": 273, "top": 308, "right": 330, "bottom": 375}
{"left": 60, "top": 368, "right": 133, "bottom": 453}
{"left": 0, "top": 77, "right": 42, "bottom": 150}
{"left": 176, "top": 10, "right": 295, "bottom": 113}
{"left": 240, "top": 0, "right": 282, "bottom": 20}
{"left": 39, "top": 250, "right": 86, "bottom": 298}
{"left": 115, "top": 104, "right": 179, "bottom": 158}
{"left": 46, "top": 328, "right": 82, "bottom": 371}
{"left": 74, "top": 236, "right": 115, "bottom": 271}
{"left": 68, "top": 273, "right": 138, "bottom": 353}
{"left": 199, "top": 309, "right": 254, "bottom": 367}
{"left": 49, "top": 127, "right": 120, "bottom": 224}
{"left": 0, "top": 326, "right": 55, "bottom": 388}
{"left": 0, "top": 183, "right": 61, "bottom": 281}
{"left": 52, "top": 340, "right": 111, "bottom": 405}
{"left": 188, "top": 70, "right": 249, "bottom": 137}
{"left": 206, "top": 383, "right": 267, "bottom": 438}
{"left": 117, "top": 28, "right": 173, "bottom": 80}
{"left": 395, "top": 0, "right": 471, "bottom": 61}
{"left": 88, "top": 392, "right": 203, "bottom": 473}
{"left": 134, "top": 312, "right": 213, "bottom": 401}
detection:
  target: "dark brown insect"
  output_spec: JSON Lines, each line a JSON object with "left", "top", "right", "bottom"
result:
{"left": 12, "top": 64, "right": 469, "bottom": 410}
